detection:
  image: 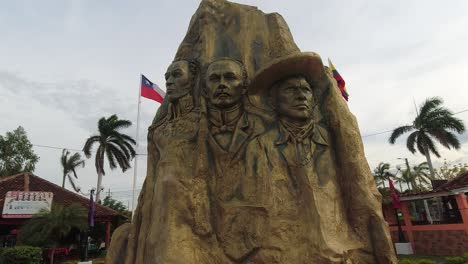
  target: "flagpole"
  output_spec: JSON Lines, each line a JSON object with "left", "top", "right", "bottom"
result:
{"left": 131, "top": 75, "right": 142, "bottom": 218}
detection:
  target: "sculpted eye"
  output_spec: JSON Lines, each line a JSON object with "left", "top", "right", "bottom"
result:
{"left": 173, "top": 70, "right": 182, "bottom": 77}
{"left": 225, "top": 73, "right": 237, "bottom": 80}
{"left": 164, "top": 73, "right": 170, "bottom": 80}
{"left": 209, "top": 75, "right": 220, "bottom": 81}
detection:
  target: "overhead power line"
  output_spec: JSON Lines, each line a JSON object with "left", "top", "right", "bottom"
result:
{"left": 362, "top": 108, "right": 468, "bottom": 138}
{"left": 32, "top": 144, "right": 148, "bottom": 156}
{"left": 30, "top": 108, "right": 467, "bottom": 150}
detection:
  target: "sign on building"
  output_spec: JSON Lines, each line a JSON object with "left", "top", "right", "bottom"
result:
{"left": 2, "top": 191, "right": 53, "bottom": 218}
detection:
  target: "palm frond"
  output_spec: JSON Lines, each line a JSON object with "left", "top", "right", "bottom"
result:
{"left": 406, "top": 131, "right": 418, "bottom": 154}
{"left": 83, "top": 135, "right": 101, "bottom": 158}
{"left": 417, "top": 97, "right": 442, "bottom": 120}
{"left": 429, "top": 130, "right": 461, "bottom": 150}
{"left": 111, "top": 119, "right": 133, "bottom": 131}
{"left": 418, "top": 133, "right": 440, "bottom": 157}
{"left": 389, "top": 125, "right": 414, "bottom": 144}
{"left": 105, "top": 146, "right": 117, "bottom": 169}
{"left": 95, "top": 146, "right": 106, "bottom": 175}
{"left": 107, "top": 144, "right": 131, "bottom": 171}
{"left": 67, "top": 175, "right": 80, "bottom": 192}
{"left": 431, "top": 116, "right": 466, "bottom": 134}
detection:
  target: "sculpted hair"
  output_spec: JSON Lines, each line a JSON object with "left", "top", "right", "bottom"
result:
{"left": 152, "top": 59, "right": 200, "bottom": 127}
{"left": 206, "top": 58, "right": 249, "bottom": 87}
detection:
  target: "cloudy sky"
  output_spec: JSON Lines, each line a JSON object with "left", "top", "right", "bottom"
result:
{"left": 1, "top": 0, "right": 467, "bottom": 208}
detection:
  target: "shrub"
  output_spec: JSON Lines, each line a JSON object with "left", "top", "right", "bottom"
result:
{"left": 398, "top": 259, "right": 437, "bottom": 264}
{"left": 417, "top": 259, "right": 436, "bottom": 264}
{"left": 399, "top": 259, "right": 416, "bottom": 264}
{"left": 445, "top": 256, "right": 467, "bottom": 264}
{"left": 0, "top": 246, "right": 42, "bottom": 264}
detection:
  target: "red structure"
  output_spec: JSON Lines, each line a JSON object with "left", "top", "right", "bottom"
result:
{"left": 384, "top": 172, "right": 468, "bottom": 256}
{"left": 0, "top": 172, "right": 126, "bottom": 248}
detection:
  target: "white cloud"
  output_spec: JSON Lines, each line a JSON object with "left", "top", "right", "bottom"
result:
{"left": 0, "top": 0, "right": 467, "bottom": 208}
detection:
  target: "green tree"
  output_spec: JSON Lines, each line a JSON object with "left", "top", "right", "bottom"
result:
{"left": 0, "top": 126, "right": 39, "bottom": 177}
{"left": 18, "top": 204, "right": 87, "bottom": 264}
{"left": 83, "top": 115, "right": 136, "bottom": 203}
{"left": 103, "top": 196, "right": 131, "bottom": 217}
{"left": 373, "top": 162, "right": 393, "bottom": 188}
{"left": 412, "top": 162, "right": 431, "bottom": 189}
{"left": 389, "top": 97, "right": 465, "bottom": 178}
{"left": 395, "top": 169, "right": 414, "bottom": 191}
{"left": 398, "top": 158, "right": 420, "bottom": 191}
{"left": 61, "top": 149, "right": 85, "bottom": 191}
{"left": 437, "top": 159, "right": 468, "bottom": 180}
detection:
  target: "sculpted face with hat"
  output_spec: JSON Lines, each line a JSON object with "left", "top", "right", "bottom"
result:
{"left": 243, "top": 52, "right": 360, "bottom": 263}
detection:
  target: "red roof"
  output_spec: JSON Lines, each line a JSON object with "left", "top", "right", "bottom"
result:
{"left": 0, "top": 172, "right": 124, "bottom": 220}
{"left": 400, "top": 172, "right": 468, "bottom": 198}
{"left": 433, "top": 172, "right": 468, "bottom": 192}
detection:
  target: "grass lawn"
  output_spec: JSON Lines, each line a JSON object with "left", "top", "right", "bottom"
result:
{"left": 398, "top": 254, "right": 447, "bottom": 263}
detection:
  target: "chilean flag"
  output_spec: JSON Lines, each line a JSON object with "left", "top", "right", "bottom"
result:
{"left": 141, "top": 74, "right": 165, "bottom": 103}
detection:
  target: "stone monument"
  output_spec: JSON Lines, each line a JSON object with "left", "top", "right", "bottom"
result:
{"left": 107, "top": 1, "right": 397, "bottom": 263}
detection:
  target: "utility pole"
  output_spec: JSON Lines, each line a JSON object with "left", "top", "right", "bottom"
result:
{"left": 391, "top": 168, "right": 406, "bottom": 243}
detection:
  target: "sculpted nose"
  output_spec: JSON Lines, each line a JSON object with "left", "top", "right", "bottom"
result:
{"left": 217, "top": 79, "right": 228, "bottom": 90}
{"left": 297, "top": 92, "right": 307, "bottom": 100}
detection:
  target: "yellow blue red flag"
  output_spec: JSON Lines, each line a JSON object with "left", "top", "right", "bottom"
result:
{"left": 328, "top": 59, "right": 349, "bottom": 101}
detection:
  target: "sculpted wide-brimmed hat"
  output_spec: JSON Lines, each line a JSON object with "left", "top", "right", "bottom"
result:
{"left": 248, "top": 52, "right": 325, "bottom": 110}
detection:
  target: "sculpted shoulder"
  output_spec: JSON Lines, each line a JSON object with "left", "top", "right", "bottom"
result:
{"left": 244, "top": 110, "right": 270, "bottom": 137}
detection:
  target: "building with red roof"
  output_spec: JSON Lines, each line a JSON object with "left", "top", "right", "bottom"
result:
{"left": 383, "top": 172, "right": 468, "bottom": 256}
{"left": 0, "top": 172, "right": 127, "bottom": 248}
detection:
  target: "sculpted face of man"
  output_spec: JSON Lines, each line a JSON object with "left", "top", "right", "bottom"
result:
{"left": 273, "top": 76, "right": 314, "bottom": 123}
{"left": 165, "top": 60, "right": 192, "bottom": 102}
{"left": 206, "top": 59, "right": 246, "bottom": 109}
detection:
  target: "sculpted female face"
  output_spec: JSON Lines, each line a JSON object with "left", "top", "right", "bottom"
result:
{"left": 165, "top": 60, "right": 192, "bottom": 102}
{"left": 272, "top": 76, "right": 314, "bottom": 122}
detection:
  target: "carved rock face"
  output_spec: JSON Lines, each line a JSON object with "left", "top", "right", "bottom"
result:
{"left": 106, "top": 1, "right": 398, "bottom": 263}
{"left": 205, "top": 59, "right": 246, "bottom": 109}
{"left": 273, "top": 76, "right": 314, "bottom": 123}
{"left": 165, "top": 60, "right": 192, "bottom": 102}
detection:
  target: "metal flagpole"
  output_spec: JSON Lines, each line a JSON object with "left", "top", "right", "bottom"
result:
{"left": 131, "top": 75, "right": 142, "bottom": 218}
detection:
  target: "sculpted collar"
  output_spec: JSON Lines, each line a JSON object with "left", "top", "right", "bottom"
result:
{"left": 276, "top": 118, "right": 315, "bottom": 145}
{"left": 167, "top": 94, "right": 194, "bottom": 120}
{"left": 208, "top": 104, "right": 243, "bottom": 129}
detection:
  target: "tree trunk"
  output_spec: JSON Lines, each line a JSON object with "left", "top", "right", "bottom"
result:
{"left": 407, "top": 182, "right": 411, "bottom": 190}
{"left": 62, "top": 174, "right": 66, "bottom": 188}
{"left": 96, "top": 170, "right": 103, "bottom": 203}
{"left": 424, "top": 145, "right": 436, "bottom": 179}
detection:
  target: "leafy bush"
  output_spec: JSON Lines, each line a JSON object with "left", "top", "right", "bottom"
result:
{"left": 417, "top": 259, "right": 436, "bottom": 264}
{"left": 398, "top": 259, "right": 436, "bottom": 264}
{"left": 0, "top": 246, "right": 42, "bottom": 264}
{"left": 445, "top": 256, "right": 467, "bottom": 264}
{"left": 399, "top": 259, "right": 415, "bottom": 264}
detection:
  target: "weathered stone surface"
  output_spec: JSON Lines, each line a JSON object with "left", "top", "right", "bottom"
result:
{"left": 107, "top": 0, "right": 397, "bottom": 263}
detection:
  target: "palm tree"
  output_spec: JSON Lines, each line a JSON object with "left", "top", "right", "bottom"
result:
{"left": 373, "top": 162, "right": 393, "bottom": 188}
{"left": 18, "top": 204, "right": 87, "bottom": 264}
{"left": 395, "top": 169, "right": 414, "bottom": 191}
{"left": 83, "top": 115, "right": 136, "bottom": 203}
{"left": 61, "top": 149, "right": 85, "bottom": 191}
{"left": 389, "top": 97, "right": 465, "bottom": 178}
{"left": 412, "top": 162, "right": 431, "bottom": 190}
